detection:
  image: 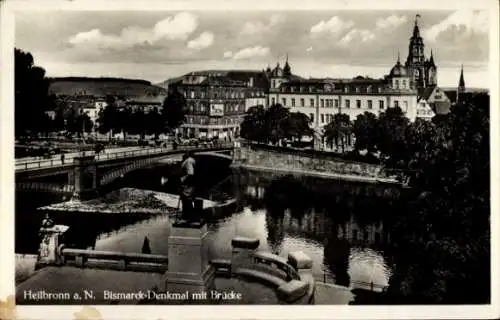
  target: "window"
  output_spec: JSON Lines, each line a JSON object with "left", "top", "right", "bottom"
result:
{"left": 379, "top": 100, "right": 384, "bottom": 109}
{"left": 321, "top": 114, "right": 325, "bottom": 123}
{"left": 272, "top": 80, "right": 275, "bottom": 88}
{"left": 310, "top": 99, "right": 315, "bottom": 107}
{"left": 345, "top": 99, "right": 350, "bottom": 108}
{"left": 291, "top": 98, "right": 295, "bottom": 107}
{"left": 367, "top": 100, "right": 373, "bottom": 109}
{"left": 367, "top": 85, "right": 372, "bottom": 93}
{"left": 291, "top": 87, "right": 295, "bottom": 93}
{"left": 394, "top": 100, "right": 399, "bottom": 109}
{"left": 282, "top": 98, "right": 286, "bottom": 106}
{"left": 320, "top": 99, "right": 325, "bottom": 108}
{"left": 300, "top": 99, "right": 305, "bottom": 107}
{"left": 309, "top": 86, "right": 314, "bottom": 93}
{"left": 344, "top": 86, "right": 349, "bottom": 93}
{"left": 214, "top": 92, "right": 218, "bottom": 99}
{"left": 334, "top": 99, "right": 339, "bottom": 108}
{"left": 395, "top": 80, "right": 399, "bottom": 88}
{"left": 271, "top": 97, "right": 275, "bottom": 105}
{"left": 356, "top": 100, "right": 361, "bottom": 108}
{"left": 190, "top": 91, "right": 195, "bottom": 99}
{"left": 309, "top": 114, "right": 314, "bottom": 122}
{"left": 402, "top": 80, "right": 406, "bottom": 88}
{"left": 355, "top": 87, "right": 360, "bottom": 93}
{"left": 403, "top": 101, "right": 408, "bottom": 111}
{"left": 378, "top": 87, "right": 383, "bottom": 93}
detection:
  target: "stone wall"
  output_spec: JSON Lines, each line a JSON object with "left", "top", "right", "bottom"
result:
{"left": 236, "top": 146, "right": 386, "bottom": 179}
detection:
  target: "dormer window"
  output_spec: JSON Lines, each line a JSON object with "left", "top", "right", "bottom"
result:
{"left": 355, "top": 87, "right": 360, "bottom": 93}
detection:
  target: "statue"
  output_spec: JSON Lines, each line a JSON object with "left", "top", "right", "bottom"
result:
{"left": 178, "top": 151, "right": 202, "bottom": 224}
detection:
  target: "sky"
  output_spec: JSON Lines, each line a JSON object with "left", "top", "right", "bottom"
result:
{"left": 15, "top": 9, "right": 491, "bottom": 88}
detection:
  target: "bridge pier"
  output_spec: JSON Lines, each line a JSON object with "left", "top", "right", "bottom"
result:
{"left": 71, "top": 155, "right": 99, "bottom": 201}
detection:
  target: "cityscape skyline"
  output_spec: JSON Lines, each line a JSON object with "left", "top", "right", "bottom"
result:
{"left": 15, "top": 10, "right": 490, "bottom": 88}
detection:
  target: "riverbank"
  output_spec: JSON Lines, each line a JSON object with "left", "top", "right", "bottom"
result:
{"left": 38, "top": 188, "right": 218, "bottom": 214}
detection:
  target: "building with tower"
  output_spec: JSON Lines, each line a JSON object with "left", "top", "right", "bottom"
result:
{"left": 457, "top": 64, "right": 466, "bottom": 104}
{"left": 405, "top": 14, "right": 438, "bottom": 90}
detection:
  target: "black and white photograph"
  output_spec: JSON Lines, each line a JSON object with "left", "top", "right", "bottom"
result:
{"left": 1, "top": 0, "right": 498, "bottom": 319}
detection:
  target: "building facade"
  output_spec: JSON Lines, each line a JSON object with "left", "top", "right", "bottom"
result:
{"left": 170, "top": 70, "right": 268, "bottom": 139}
{"left": 267, "top": 55, "right": 418, "bottom": 126}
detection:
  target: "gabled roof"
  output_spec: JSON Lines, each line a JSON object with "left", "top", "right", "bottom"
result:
{"left": 418, "top": 85, "right": 436, "bottom": 100}
{"left": 432, "top": 101, "right": 451, "bottom": 115}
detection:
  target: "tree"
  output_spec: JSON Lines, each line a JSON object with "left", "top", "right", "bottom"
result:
{"left": 323, "top": 113, "right": 351, "bottom": 153}
{"left": 283, "top": 112, "right": 312, "bottom": 142}
{"left": 376, "top": 107, "right": 410, "bottom": 168}
{"left": 162, "top": 88, "right": 186, "bottom": 133}
{"left": 265, "top": 104, "right": 289, "bottom": 145}
{"left": 147, "top": 107, "right": 164, "bottom": 139}
{"left": 382, "top": 93, "right": 490, "bottom": 304}
{"left": 96, "top": 95, "right": 119, "bottom": 138}
{"left": 240, "top": 105, "right": 268, "bottom": 143}
{"left": 352, "top": 112, "right": 378, "bottom": 153}
{"left": 15, "top": 48, "right": 55, "bottom": 137}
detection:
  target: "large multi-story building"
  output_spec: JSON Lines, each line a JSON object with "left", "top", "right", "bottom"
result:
{"left": 169, "top": 70, "right": 268, "bottom": 139}
{"left": 166, "top": 14, "right": 461, "bottom": 139}
{"left": 267, "top": 56, "right": 418, "bottom": 125}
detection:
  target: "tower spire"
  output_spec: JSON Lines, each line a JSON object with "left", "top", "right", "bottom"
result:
{"left": 459, "top": 64, "right": 465, "bottom": 87}
{"left": 457, "top": 64, "right": 466, "bottom": 103}
{"left": 413, "top": 14, "right": 421, "bottom": 38}
{"left": 397, "top": 50, "right": 400, "bottom": 63}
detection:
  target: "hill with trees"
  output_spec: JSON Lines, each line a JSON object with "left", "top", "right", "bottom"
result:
{"left": 48, "top": 77, "right": 167, "bottom": 98}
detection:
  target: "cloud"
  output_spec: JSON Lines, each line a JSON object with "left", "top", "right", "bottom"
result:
{"left": 187, "top": 31, "right": 214, "bottom": 50}
{"left": 231, "top": 46, "right": 270, "bottom": 60}
{"left": 310, "top": 16, "right": 354, "bottom": 35}
{"left": 340, "top": 28, "right": 375, "bottom": 45}
{"left": 240, "top": 14, "right": 285, "bottom": 35}
{"left": 306, "top": 46, "right": 313, "bottom": 52}
{"left": 423, "top": 10, "right": 488, "bottom": 42}
{"left": 376, "top": 15, "right": 407, "bottom": 29}
{"left": 223, "top": 51, "right": 233, "bottom": 58}
{"left": 67, "top": 12, "right": 198, "bottom": 49}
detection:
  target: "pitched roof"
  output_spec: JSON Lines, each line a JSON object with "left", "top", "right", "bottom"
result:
{"left": 432, "top": 101, "right": 451, "bottom": 115}
{"left": 418, "top": 86, "right": 436, "bottom": 100}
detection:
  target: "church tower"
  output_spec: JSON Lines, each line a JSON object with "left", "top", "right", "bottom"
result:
{"left": 457, "top": 65, "right": 466, "bottom": 104}
{"left": 283, "top": 54, "right": 292, "bottom": 78}
{"left": 405, "top": 14, "right": 427, "bottom": 89}
{"left": 425, "top": 49, "right": 438, "bottom": 86}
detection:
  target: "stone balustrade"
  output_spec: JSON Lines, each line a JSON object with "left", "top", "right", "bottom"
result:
{"left": 215, "top": 236, "right": 315, "bottom": 304}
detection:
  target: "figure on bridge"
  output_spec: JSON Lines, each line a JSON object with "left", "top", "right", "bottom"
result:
{"left": 178, "top": 151, "right": 201, "bottom": 223}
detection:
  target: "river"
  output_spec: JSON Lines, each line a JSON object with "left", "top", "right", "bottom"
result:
{"left": 16, "top": 160, "right": 394, "bottom": 291}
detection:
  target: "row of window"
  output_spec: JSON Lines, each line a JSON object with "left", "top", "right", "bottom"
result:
{"left": 279, "top": 85, "right": 389, "bottom": 94}
{"left": 417, "top": 109, "right": 434, "bottom": 116}
{"left": 185, "top": 116, "right": 242, "bottom": 125}
{"left": 183, "top": 89, "right": 265, "bottom": 99}
{"left": 272, "top": 97, "right": 408, "bottom": 110}
{"left": 186, "top": 103, "right": 245, "bottom": 113}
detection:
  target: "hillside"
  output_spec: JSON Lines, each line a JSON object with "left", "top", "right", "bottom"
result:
{"left": 155, "top": 76, "right": 184, "bottom": 90}
{"left": 49, "top": 77, "right": 167, "bottom": 98}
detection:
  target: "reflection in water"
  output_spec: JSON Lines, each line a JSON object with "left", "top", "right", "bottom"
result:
{"left": 17, "top": 163, "right": 394, "bottom": 291}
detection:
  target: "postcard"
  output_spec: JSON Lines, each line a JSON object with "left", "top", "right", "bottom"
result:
{"left": 1, "top": 0, "right": 498, "bottom": 319}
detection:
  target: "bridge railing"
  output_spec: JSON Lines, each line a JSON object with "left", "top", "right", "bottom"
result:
{"left": 15, "top": 142, "right": 234, "bottom": 171}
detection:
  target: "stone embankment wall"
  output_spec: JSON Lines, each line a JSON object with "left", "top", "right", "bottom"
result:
{"left": 235, "top": 146, "right": 387, "bottom": 179}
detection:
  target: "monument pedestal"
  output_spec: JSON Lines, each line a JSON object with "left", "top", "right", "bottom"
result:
{"left": 164, "top": 220, "right": 215, "bottom": 303}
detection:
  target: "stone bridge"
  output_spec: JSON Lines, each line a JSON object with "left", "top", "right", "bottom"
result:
{"left": 16, "top": 143, "right": 234, "bottom": 199}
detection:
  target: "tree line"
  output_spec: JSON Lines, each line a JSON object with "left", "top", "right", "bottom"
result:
{"left": 15, "top": 48, "right": 187, "bottom": 139}
{"left": 240, "top": 104, "right": 313, "bottom": 144}
{"left": 241, "top": 95, "right": 490, "bottom": 304}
